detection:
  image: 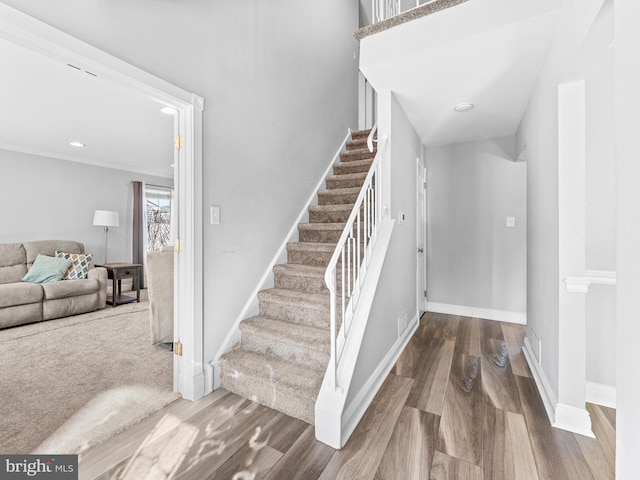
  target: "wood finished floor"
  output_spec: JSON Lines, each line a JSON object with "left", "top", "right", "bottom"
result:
{"left": 79, "top": 313, "right": 615, "bottom": 479}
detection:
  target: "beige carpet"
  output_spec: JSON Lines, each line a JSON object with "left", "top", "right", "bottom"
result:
{"left": 0, "top": 292, "right": 179, "bottom": 454}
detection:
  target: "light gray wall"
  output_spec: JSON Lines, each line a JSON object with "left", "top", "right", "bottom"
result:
{"left": 346, "top": 91, "right": 421, "bottom": 405}
{"left": 0, "top": 148, "right": 172, "bottom": 263}
{"left": 424, "top": 136, "right": 526, "bottom": 315}
{"left": 0, "top": 0, "right": 360, "bottom": 363}
{"left": 516, "top": 0, "right": 611, "bottom": 397}
{"left": 585, "top": 33, "right": 616, "bottom": 389}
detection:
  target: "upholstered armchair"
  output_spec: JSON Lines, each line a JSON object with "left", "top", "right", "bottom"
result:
{"left": 146, "top": 246, "right": 174, "bottom": 345}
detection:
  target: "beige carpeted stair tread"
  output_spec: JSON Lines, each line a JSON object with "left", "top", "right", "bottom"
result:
{"left": 240, "top": 315, "right": 330, "bottom": 363}
{"left": 299, "top": 222, "right": 348, "bottom": 243}
{"left": 318, "top": 187, "right": 360, "bottom": 196}
{"left": 220, "top": 349, "right": 324, "bottom": 390}
{"left": 308, "top": 204, "right": 355, "bottom": 224}
{"left": 258, "top": 288, "right": 330, "bottom": 327}
{"left": 340, "top": 148, "right": 376, "bottom": 162}
{"left": 346, "top": 138, "right": 370, "bottom": 150}
{"left": 287, "top": 242, "right": 336, "bottom": 253}
{"left": 219, "top": 349, "right": 323, "bottom": 423}
{"left": 328, "top": 172, "right": 368, "bottom": 181}
{"left": 326, "top": 172, "right": 368, "bottom": 190}
{"left": 318, "top": 187, "right": 360, "bottom": 206}
{"left": 350, "top": 129, "right": 372, "bottom": 139}
{"left": 299, "top": 222, "right": 346, "bottom": 232}
{"left": 286, "top": 242, "right": 336, "bottom": 267}
{"left": 334, "top": 158, "right": 374, "bottom": 175}
{"left": 274, "top": 263, "right": 326, "bottom": 278}
{"left": 274, "top": 263, "right": 328, "bottom": 293}
{"left": 258, "top": 287, "right": 328, "bottom": 307}
{"left": 310, "top": 204, "right": 354, "bottom": 213}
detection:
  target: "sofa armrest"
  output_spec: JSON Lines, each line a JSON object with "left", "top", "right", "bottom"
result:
{"left": 88, "top": 266, "right": 108, "bottom": 309}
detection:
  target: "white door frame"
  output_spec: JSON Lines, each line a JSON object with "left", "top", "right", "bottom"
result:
{"left": 0, "top": 4, "right": 206, "bottom": 401}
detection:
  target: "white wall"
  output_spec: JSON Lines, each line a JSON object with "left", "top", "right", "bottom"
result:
{"left": 615, "top": 0, "right": 640, "bottom": 477}
{"left": 346, "top": 91, "right": 421, "bottom": 405}
{"left": 0, "top": 148, "right": 172, "bottom": 263}
{"left": 0, "top": 0, "right": 360, "bottom": 365}
{"left": 424, "top": 136, "right": 526, "bottom": 318}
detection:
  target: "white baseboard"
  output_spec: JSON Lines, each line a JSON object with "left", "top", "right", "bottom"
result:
{"left": 586, "top": 381, "right": 616, "bottom": 408}
{"left": 554, "top": 403, "right": 594, "bottom": 438}
{"left": 523, "top": 337, "right": 558, "bottom": 425}
{"left": 340, "top": 313, "right": 419, "bottom": 446}
{"left": 523, "top": 338, "right": 595, "bottom": 438}
{"left": 427, "top": 302, "right": 526, "bottom": 325}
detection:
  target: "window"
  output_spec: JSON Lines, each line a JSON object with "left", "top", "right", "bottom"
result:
{"left": 145, "top": 185, "right": 172, "bottom": 251}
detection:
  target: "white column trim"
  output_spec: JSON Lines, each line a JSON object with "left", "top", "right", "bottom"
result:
{"left": 563, "top": 276, "right": 591, "bottom": 293}
{"left": 585, "top": 270, "right": 617, "bottom": 286}
{"left": 554, "top": 404, "right": 595, "bottom": 438}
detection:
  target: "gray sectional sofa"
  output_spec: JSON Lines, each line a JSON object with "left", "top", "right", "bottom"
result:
{"left": 0, "top": 240, "right": 107, "bottom": 329}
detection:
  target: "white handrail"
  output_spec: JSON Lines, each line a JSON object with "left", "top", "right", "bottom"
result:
{"left": 324, "top": 125, "right": 388, "bottom": 392}
{"left": 367, "top": 122, "right": 378, "bottom": 153}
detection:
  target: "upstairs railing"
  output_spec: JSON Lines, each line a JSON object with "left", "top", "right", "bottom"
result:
{"left": 324, "top": 125, "right": 387, "bottom": 392}
{"left": 372, "top": 0, "right": 425, "bottom": 23}
{"left": 372, "top": 0, "right": 400, "bottom": 23}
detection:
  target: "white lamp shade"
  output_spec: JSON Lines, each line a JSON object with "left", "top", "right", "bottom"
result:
{"left": 93, "top": 210, "right": 120, "bottom": 227}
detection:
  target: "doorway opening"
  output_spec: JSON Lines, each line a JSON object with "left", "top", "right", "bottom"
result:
{"left": 0, "top": 4, "right": 205, "bottom": 401}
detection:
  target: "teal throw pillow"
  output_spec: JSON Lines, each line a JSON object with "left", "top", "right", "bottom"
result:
{"left": 22, "top": 254, "right": 72, "bottom": 284}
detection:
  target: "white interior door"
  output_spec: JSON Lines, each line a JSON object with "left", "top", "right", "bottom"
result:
{"left": 416, "top": 159, "right": 428, "bottom": 312}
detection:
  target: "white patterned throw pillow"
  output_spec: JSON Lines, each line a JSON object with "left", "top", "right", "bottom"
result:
{"left": 55, "top": 251, "right": 93, "bottom": 280}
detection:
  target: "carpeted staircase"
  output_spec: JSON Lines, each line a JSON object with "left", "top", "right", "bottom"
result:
{"left": 219, "top": 129, "right": 376, "bottom": 424}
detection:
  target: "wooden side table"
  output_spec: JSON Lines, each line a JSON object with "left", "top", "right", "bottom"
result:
{"left": 95, "top": 263, "right": 142, "bottom": 306}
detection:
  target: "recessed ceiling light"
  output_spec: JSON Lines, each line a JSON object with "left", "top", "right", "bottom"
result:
{"left": 69, "top": 141, "right": 85, "bottom": 147}
{"left": 160, "top": 106, "right": 178, "bottom": 115}
{"left": 454, "top": 103, "right": 474, "bottom": 112}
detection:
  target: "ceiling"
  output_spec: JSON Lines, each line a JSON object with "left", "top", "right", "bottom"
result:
{"left": 359, "top": 0, "right": 565, "bottom": 147}
{"left": 0, "top": 37, "right": 175, "bottom": 178}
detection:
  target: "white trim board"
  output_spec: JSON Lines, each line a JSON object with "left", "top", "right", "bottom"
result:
{"left": 585, "top": 270, "right": 617, "bottom": 286}
{"left": 427, "top": 302, "right": 526, "bottom": 324}
{"left": 586, "top": 382, "right": 616, "bottom": 408}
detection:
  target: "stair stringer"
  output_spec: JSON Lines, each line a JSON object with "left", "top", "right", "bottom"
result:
{"left": 315, "top": 218, "right": 403, "bottom": 449}
{"left": 210, "top": 130, "right": 351, "bottom": 390}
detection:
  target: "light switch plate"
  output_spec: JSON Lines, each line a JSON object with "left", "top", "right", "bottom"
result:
{"left": 210, "top": 206, "right": 220, "bottom": 225}
{"left": 506, "top": 216, "right": 515, "bottom": 227}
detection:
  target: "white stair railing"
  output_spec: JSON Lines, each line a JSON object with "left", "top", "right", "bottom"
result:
{"left": 324, "top": 125, "right": 388, "bottom": 392}
{"left": 372, "top": 0, "right": 400, "bottom": 23}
